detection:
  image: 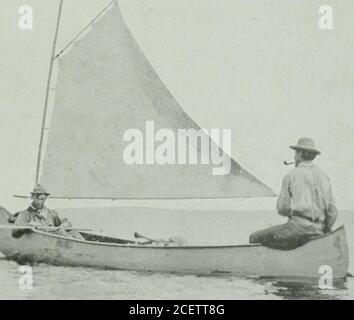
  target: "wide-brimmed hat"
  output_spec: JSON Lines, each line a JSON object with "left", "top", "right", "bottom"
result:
{"left": 31, "top": 184, "right": 50, "bottom": 196}
{"left": 289, "top": 137, "right": 321, "bottom": 155}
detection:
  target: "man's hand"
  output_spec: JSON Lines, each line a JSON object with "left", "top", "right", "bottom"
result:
{"left": 59, "top": 219, "right": 72, "bottom": 229}
{"left": 28, "top": 221, "right": 42, "bottom": 228}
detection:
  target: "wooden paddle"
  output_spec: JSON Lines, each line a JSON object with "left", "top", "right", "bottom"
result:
{"left": 0, "top": 225, "right": 92, "bottom": 232}
{"left": 134, "top": 232, "right": 187, "bottom": 246}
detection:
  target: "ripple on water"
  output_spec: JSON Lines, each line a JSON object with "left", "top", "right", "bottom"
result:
{"left": 0, "top": 259, "right": 353, "bottom": 300}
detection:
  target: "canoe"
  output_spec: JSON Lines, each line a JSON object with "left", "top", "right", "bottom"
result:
{"left": 0, "top": 207, "right": 349, "bottom": 280}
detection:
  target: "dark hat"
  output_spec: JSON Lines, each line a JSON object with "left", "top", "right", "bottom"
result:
{"left": 31, "top": 184, "right": 50, "bottom": 196}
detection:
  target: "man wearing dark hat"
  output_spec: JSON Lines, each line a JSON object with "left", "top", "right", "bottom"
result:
{"left": 12, "top": 185, "right": 72, "bottom": 238}
{"left": 249, "top": 137, "right": 338, "bottom": 250}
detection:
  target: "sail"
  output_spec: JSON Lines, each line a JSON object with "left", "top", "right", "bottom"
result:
{"left": 39, "top": 3, "right": 274, "bottom": 199}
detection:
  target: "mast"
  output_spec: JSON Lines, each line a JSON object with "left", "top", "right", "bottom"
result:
{"left": 35, "top": 0, "right": 64, "bottom": 184}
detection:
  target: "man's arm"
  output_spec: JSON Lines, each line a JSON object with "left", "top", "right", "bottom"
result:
{"left": 324, "top": 184, "right": 338, "bottom": 232}
{"left": 50, "top": 210, "right": 72, "bottom": 228}
{"left": 12, "top": 211, "right": 31, "bottom": 238}
{"left": 276, "top": 175, "right": 291, "bottom": 217}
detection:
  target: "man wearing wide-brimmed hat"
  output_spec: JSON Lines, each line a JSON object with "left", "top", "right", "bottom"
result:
{"left": 12, "top": 184, "right": 72, "bottom": 238}
{"left": 249, "top": 137, "right": 338, "bottom": 250}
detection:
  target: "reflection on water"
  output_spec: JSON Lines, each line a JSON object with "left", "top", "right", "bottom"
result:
{"left": 254, "top": 278, "right": 349, "bottom": 300}
{"left": 0, "top": 257, "right": 353, "bottom": 300}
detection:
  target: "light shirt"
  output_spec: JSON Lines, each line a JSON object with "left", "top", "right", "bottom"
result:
{"left": 277, "top": 161, "right": 338, "bottom": 229}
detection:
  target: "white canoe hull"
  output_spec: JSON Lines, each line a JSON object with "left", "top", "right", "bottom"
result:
{"left": 0, "top": 208, "right": 349, "bottom": 280}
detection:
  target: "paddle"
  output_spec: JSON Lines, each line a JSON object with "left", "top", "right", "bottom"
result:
{"left": 0, "top": 225, "right": 92, "bottom": 232}
{"left": 134, "top": 232, "right": 187, "bottom": 246}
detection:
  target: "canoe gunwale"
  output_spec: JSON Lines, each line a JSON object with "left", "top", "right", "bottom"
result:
{"left": 13, "top": 225, "right": 346, "bottom": 250}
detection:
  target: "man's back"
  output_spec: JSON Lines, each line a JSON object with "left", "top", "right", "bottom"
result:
{"left": 277, "top": 161, "right": 337, "bottom": 228}
{"left": 250, "top": 137, "right": 338, "bottom": 250}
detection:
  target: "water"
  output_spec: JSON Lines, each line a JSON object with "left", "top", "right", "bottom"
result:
{"left": 0, "top": 206, "right": 353, "bottom": 300}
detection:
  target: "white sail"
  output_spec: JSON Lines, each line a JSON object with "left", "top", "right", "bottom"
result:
{"left": 39, "top": 3, "right": 274, "bottom": 199}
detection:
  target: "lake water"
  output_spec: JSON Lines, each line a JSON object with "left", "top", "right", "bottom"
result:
{"left": 0, "top": 205, "right": 353, "bottom": 300}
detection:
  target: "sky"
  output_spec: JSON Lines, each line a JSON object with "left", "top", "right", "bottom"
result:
{"left": 1, "top": 0, "right": 354, "bottom": 211}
